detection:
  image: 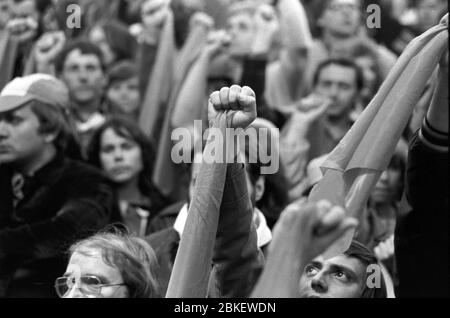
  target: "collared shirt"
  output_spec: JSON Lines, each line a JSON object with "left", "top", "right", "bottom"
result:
{"left": 173, "top": 204, "right": 272, "bottom": 248}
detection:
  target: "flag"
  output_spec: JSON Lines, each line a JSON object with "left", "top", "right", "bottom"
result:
{"left": 165, "top": 114, "right": 229, "bottom": 298}
{"left": 308, "top": 21, "right": 449, "bottom": 258}
{"left": 138, "top": 11, "right": 176, "bottom": 137}
{"left": 0, "top": 31, "right": 19, "bottom": 91}
{"left": 152, "top": 21, "right": 210, "bottom": 200}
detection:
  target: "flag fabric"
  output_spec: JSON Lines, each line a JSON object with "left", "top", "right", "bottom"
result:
{"left": 138, "top": 11, "right": 176, "bottom": 137}
{"left": 0, "top": 31, "right": 19, "bottom": 91}
{"left": 152, "top": 22, "right": 210, "bottom": 200}
{"left": 308, "top": 21, "right": 449, "bottom": 258}
{"left": 165, "top": 114, "right": 229, "bottom": 298}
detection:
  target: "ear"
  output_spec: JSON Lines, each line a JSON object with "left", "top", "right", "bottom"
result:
{"left": 254, "top": 176, "right": 265, "bottom": 203}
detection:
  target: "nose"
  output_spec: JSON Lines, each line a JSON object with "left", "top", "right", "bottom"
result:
{"left": 311, "top": 272, "right": 328, "bottom": 294}
{"left": 326, "top": 84, "right": 340, "bottom": 99}
{"left": 113, "top": 148, "right": 124, "bottom": 162}
{"left": 378, "top": 170, "right": 389, "bottom": 183}
{"left": 0, "top": 120, "right": 9, "bottom": 140}
{"left": 63, "top": 286, "right": 85, "bottom": 298}
{"left": 77, "top": 68, "right": 89, "bottom": 83}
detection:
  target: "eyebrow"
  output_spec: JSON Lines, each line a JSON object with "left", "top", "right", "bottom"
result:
{"left": 62, "top": 272, "right": 110, "bottom": 283}
{"left": 309, "top": 261, "right": 323, "bottom": 270}
{"left": 327, "top": 264, "right": 357, "bottom": 280}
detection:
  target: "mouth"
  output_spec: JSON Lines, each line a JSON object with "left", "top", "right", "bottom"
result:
{"left": 110, "top": 166, "right": 131, "bottom": 175}
{"left": 0, "top": 145, "right": 11, "bottom": 153}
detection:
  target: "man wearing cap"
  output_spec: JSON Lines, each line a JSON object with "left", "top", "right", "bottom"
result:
{"left": 0, "top": 74, "right": 114, "bottom": 297}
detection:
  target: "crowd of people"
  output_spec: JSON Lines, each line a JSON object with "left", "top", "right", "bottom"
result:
{"left": 0, "top": 0, "right": 448, "bottom": 298}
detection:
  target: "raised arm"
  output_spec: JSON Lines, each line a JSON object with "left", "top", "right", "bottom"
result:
{"left": 209, "top": 155, "right": 263, "bottom": 298}
{"left": 251, "top": 200, "right": 358, "bottom": 298}
{"left": 166, "top": 85, "right": 257, "bottom": 297}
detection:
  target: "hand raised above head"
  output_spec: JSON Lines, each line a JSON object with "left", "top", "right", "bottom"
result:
{"left": 141, "top": 0, "right": 171, "bottom": 29}
{"left": 208, "top": 85, "right": 257, "bottom": 129}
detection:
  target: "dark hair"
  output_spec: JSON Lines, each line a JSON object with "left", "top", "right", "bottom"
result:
{"left": 54, "top": 40, "right": 105, "bottom": 74}
{"left": 87, "top": 116, "right": 156, "bottom": 197}
{"left": 246, "top": 160, "right": 289, "bottom": 229}
{"left": 107, "top": 60, "right": 138, "bottom": 88}
{"left": 30, "top": 100, "right": 78, "bottom": 153}
{"left": 92, "top": 20, "right": 137, "bottom": 63}
{"left": 344, "top": 240, "right": 387, "bottom": 298}
{"left": 313, "top": 58, "right": 365, "bottom": 92}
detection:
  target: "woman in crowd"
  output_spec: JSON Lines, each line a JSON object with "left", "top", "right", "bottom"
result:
{"left": 87, "top": 117, "right": 168, "bottom": 237}
{"left": 105, "top": 60, "right": 142, "bottom": 120}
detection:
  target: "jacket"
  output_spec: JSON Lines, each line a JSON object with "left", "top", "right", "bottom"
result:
{"left": 0, "top": 154, "right": 115, "bottom": 297}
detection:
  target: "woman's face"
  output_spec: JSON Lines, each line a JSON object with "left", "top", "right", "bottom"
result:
{"left": 371, "top": 166, "right": 402, "bottom": 205}
{"left": 355, "top": 55, "right": 378, "bottom": 98}
{"left": 62, "top": 248, "right": 128, "bottom": 298}
{"left": 89, "top": 26, "right": 116, "bottom": 66}
{"left": 99, "top": 128, "right": 144, "bottom": 185}
{"left": 106, "top": 77, "right": 141, "bottom": 116}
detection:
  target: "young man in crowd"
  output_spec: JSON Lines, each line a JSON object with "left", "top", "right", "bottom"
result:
{"left": 265, "top": 0, "right": 397, "bottom": 115}
{"left": 281, "top": 58, "right": 363, "bottom": 201}
{"left": 0, "top": 74, "right": 115, "bottom": 297}
{"left": 54, "top": 40, "right": 107, "bottom": 155}
{"left": 251, "top": 200, "right": 387, "bottom": 298}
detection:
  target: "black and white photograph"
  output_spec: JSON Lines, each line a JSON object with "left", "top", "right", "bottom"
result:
{"left": 0, "top": 0, "right": 448, "bottom": 303}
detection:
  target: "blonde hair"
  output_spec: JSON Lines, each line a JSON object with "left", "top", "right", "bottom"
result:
{"left": 70, "top": 228, "right": 160, "bottom": 298}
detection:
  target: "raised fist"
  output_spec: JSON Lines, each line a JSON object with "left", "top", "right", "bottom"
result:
{"left": 141, "top": 0, "right": 171, "bottom": 29}
{"left": 189, "top": 11, "right": 214, "bottom": 31}
{"left": 208, "top": 85, "right": 257, "bottom": 129}
{"left": 270, "top": 200, "right": 358, "bottom": 263}
{"left": 6, "top": 17, "right": 38, "bottom": 43}
{"left": 35, "top": 31, "right": 66, "bottom": 65}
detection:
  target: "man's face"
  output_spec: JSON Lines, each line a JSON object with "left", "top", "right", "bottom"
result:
{"left": 227, "top": 12, "right": 256, "bottom": 57}
{"left": 0, "top": 104, "right": 48, "bottom": 166}
{"left": 0, "top": 0, "right": 11, "bottom": 29}
{"left": 320, "top": 0, "right": 361, "bottom": 37}
{"left": 299, "top": 255, "right": 366, "bottom": 298}
{"left": 314, "top": 63, "right": 359, "bottom": 118}
{"left": 61, "top": 49, "right": 106, "bottom": 107}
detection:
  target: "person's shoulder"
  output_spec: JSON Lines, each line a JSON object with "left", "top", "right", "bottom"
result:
{"left": 59, "top": 157, "right": 109, "bottom": 183}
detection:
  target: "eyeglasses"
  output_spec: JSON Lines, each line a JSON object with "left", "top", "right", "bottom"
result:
{"left": 54, "top": 275, "right": 126, "bottom": 298}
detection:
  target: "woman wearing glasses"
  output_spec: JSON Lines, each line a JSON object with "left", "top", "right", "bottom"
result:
{"left": 55, "top": 230, "right": 160, "bottom": 298}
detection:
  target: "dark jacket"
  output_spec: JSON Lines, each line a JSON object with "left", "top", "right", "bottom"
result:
{"left": 395, "top": 132, "right": 449, "bottom": 298}
{"left": 0, "top": 154, "right": 115, "bottom": 297}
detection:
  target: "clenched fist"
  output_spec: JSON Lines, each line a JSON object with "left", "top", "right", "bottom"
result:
{"left": 208, "top": 85, "right": 257, "bottom": 129}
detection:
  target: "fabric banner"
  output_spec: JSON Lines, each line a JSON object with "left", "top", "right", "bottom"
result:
{"left": 309, "top": 21, "right": 449, "bottom": 258}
